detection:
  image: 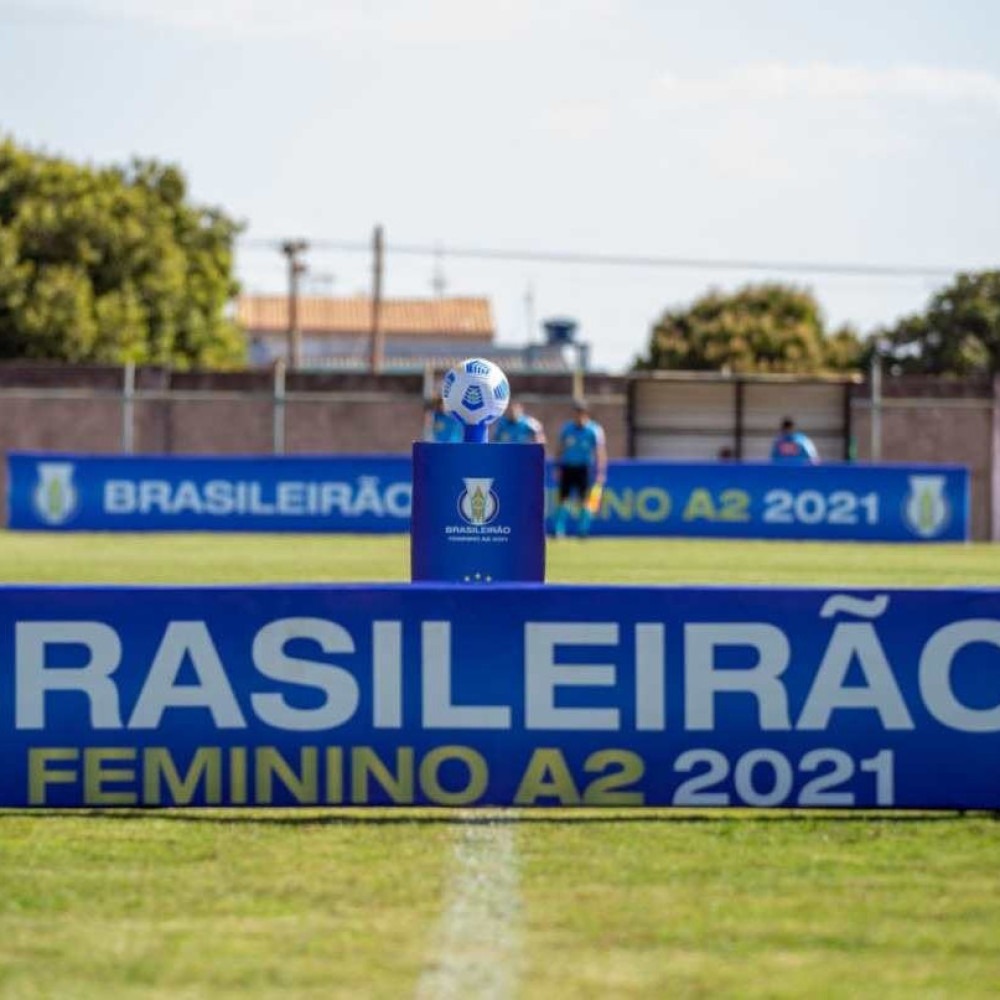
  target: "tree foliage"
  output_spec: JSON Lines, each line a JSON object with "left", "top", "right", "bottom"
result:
{"left": 0, "top": 137, "right": 244, "bottom": 367}
{"left": 877, "top": 271, "right": 1000, "bottom": 376}
{"left": 636, "top": 283, "right": 863, "bottom": 374}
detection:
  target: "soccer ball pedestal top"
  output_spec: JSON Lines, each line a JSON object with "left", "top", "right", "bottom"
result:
{"left": 440, "top": 357, "right": 511, "bottom": 442}
{"left": 411, "top": 359, "right": 545, "bottom": 583}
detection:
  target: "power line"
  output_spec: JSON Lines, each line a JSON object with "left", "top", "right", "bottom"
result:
{"left": 237, "top": 236, "right": 964, "bottom": 280}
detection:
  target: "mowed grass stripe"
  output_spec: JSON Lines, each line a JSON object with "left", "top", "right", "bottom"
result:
{"left": 416, "top": 817, "right": 521, "bottom": 1000}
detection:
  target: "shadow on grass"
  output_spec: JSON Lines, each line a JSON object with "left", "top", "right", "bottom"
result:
{"left": 2, "top": 807, "right": 997, "bottom": 826}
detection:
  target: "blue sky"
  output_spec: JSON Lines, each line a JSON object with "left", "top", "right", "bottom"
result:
{"left": 2, "top": 0, "right": 999, "bottom": 371}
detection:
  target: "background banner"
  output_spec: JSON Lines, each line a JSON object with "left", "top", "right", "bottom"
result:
{"left": 8, "top": 452, "right": 412, "bottom": 533}
{"left": 8, "top": 452, "right": 969, "bottom": 541}
{"left": 3, "top": 583, "right": 998, "bottom": 809}
{"left": 551, "top": 459, "right": 970, "bottom": 541}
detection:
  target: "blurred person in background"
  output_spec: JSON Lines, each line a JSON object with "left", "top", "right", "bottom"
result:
{"left": 553, "top": 399, "right": 607, "bottom": 538}
{"left": 492, "top": 399, "right": 546, "bottom": 445}
{"left": 423, "top": 394, "right": 463, "bottom": 443}
{"left": 770, "top": 416, "right": 819, "bottom": 464}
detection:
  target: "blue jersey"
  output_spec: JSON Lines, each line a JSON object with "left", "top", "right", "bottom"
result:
{"left": 559, "top": 419, "right": 604, "bottom": 466}
{"left": 771, "top": 431, "right": 819, "bottom": 464}
{"left": 427, "top": 410, "right": 463, "bottom": 443}
{"left": 492, "top": 414, "right": 542, "bottom": 444}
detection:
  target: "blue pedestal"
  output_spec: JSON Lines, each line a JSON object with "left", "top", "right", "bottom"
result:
{"left": 411, "top": 442, "right": 545, "bottom": 582}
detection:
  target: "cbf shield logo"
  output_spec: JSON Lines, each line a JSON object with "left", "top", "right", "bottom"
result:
{"left": 904, "top": 475, "right": 949, "bottom": 538}
{"left": 458, "top": 477, "right": 499, "bottom": 526}
{"left": 32, "top": 462, "right": 79, "bottom": 526}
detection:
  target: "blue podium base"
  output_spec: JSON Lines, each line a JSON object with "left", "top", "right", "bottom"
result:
{"left": 411, "top": 442, "right": 545, "bottom": 582}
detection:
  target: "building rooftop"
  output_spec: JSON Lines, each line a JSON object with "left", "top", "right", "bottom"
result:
{"left": 237, "top": 295, "right": 494, "bottom": 339}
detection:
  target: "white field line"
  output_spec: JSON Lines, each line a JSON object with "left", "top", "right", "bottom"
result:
{"left": 416, "top": 819, "right": 522, "bottom": 1000}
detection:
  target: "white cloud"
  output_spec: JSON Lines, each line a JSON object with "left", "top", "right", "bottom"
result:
{"left": 637, "top": 61, "right": 1000, "bottom": 185}
{"left": 659, "top": 63, "right": 1000, "bottom": 109}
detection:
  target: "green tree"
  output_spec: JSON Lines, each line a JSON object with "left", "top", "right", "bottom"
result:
{"left": 877, "top": 271, "right": 1000, "bottom": 375}
{"left": 636, "top": 283, "right": 862, "bottom": 374}
{"left": 0, "top": 137, "right": 244, "bottom": 367}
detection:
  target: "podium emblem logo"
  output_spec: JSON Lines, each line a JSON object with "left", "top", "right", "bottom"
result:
{"left": 32, "top": 461, "right": 79, "bottom": 525}
{"left": 458, "top": 477, "right": 499, "bottom": 525}
{"left": 904, "top": 475, "right": 949, "bottom": 538}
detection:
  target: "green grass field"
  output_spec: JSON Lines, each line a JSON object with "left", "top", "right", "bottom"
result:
{"left": 2, "top": 531, "right": 1000, "bottom": 586}
{"left": 2, "top": 533, "right": 999, "bottom": 998}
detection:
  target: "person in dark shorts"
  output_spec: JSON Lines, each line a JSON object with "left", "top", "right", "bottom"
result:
{"left": 553, "top": 399, "right": 607, "bottom": 538}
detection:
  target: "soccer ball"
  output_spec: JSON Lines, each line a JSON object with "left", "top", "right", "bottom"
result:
{"left": 441, "top": 358, "right": 510, "bottom": 427}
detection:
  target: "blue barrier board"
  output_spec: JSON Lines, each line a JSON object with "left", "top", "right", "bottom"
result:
{"left": 3, "top": 583, "right": 998, "bottom": 809}
{"left": 8, "top": 452, "right": 969, "bottom": 541}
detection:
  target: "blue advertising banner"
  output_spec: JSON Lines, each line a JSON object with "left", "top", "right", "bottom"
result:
{"left": 411, "top": 442, "right": 545, "bottom": 583}
{"left": 2, "top": 583, "right": 998, "bottom": 809}
{"left": 7, "top": 452, "right": 969, "bottom": 541}
{"left": 549, "top": 460, "right": 970, "bottom": 542}
{"left": 8, "top": 452, "right": 412, "bottom": 533}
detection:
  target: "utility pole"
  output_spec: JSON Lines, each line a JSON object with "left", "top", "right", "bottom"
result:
{"left": 281, "top": 239, "right": 309, "bottom": 369}
{"left": 431, "top": 243, "right": 447, "bottom": 297}
{"left": 870, "top": 344, "right": 884, "bottom": 462}
{"left": 524, "top": 281, "right": 536, "bottom": 342}
{"left": 369, "top": 224, "right": 385, "bottom": 373}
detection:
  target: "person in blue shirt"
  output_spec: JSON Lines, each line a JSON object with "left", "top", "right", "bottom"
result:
{"left": 424, "top": 395, "right": 463, "bottom": 443}
{"left": 491, "top": 400, "right": 546, "bottom": 445}
{"left": 770, "top": 417, "right": 819, "bottom": 464}
{"left": 553, "top": 399, "right": 607, "bottom": 538}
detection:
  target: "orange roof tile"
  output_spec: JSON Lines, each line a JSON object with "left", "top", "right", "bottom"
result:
{"left": 237, "top": 295, "right": 494, "bottom": 339}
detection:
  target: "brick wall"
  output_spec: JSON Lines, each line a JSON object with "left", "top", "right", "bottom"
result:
{"left": 1, "top": 363, "right": 996, "bottom": 538}
{"left": 850, "top": 376, "right": 996, "bottom": 541}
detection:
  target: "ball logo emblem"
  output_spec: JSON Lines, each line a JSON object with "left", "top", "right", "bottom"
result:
{"left": 462, "top": 385, "right": 486, "bottom": 411}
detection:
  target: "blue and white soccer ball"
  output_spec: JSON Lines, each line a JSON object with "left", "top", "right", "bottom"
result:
{"left": 441, "top": 358, "right": 510, "bottom": 427}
